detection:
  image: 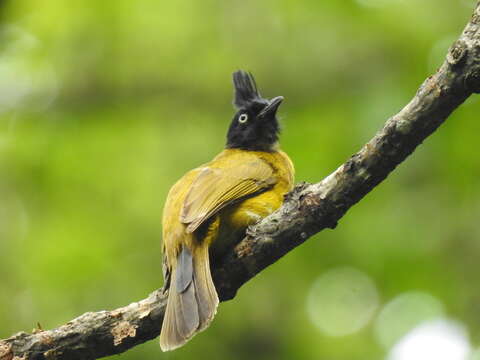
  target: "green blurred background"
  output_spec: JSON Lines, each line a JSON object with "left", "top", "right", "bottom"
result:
{"left": 1, "top": 0, "right": 480, "bottom": 359}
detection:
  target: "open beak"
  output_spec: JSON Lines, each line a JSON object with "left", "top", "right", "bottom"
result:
{"left": 258, "top": 96, "right": 284, "bottom": 118}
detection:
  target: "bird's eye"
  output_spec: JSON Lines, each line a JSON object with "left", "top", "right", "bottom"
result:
{"left": 238, "top": 113, "right": 248, "bottom": 123}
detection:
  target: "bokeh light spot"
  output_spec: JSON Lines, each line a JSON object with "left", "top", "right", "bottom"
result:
{"left": 0, "top": 25, "right": 58, "bottom": 114}
{"left": 374, "top": 291, "right": 445, "bottom": 349}
{"left": 307, "top": 267, "right": 379, "bottom": 336}
{"left": 387, "top": 319, "right": 471, "bottom": 360}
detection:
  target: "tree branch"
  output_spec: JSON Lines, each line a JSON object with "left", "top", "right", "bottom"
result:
{"left": 2, "top": 3, "right": 480, "bottom": 360}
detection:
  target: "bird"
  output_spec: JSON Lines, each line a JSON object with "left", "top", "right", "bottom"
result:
{"left": 159, "top": 70, "right": 294, "bottom": 351}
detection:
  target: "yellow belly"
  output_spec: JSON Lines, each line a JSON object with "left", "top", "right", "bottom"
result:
{"left": 210, "top": 183, "right": 285, "bottom": 257}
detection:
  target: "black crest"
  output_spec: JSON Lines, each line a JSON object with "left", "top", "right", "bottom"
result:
{"left": 227, "top": 70, "right": 283, "bottom": 151}
{"left": 232, "top": 71, "right": 266, "bottom": 109}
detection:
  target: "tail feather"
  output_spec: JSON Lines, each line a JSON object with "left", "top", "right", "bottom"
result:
{"left": 173, "top": 280, "right": 199, "bottom": 339}
{"left": 193, "top": 244, "right": 219, "bottom": 331}
{"left": 160, "top": 280, "right": 186, "bottom": 350}
{"left": 160, "top": 244, "right": 219, "bottom": 351}
{"left": 160, "top": 272, "right": 199, "bottom": 351}
{"left": 160, "top": 280, "right": 184, "bottom": 350}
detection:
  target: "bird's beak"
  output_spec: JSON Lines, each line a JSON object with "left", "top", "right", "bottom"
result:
{"left": 258, "top": 96, "right": 284, "bottom": 118}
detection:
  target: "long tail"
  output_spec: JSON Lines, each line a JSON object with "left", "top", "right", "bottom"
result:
{"left": 160, "top": 244, "right": 219, "bottom": 351}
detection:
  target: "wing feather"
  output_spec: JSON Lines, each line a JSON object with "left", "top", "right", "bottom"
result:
{"left": 181, "top": 159, "right": 276, "bottom": 233}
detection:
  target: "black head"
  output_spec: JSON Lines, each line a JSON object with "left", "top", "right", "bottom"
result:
{"left": 226, "top": 71, "right": 284, "bottom": 152}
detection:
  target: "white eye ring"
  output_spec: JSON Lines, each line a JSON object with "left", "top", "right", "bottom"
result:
{"left": 238, "top": 113, "right": 248, "bottom": 123}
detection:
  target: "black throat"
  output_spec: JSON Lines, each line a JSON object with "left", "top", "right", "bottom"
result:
{"left": 226, "top": 121, "right": 279, "bottom": 152}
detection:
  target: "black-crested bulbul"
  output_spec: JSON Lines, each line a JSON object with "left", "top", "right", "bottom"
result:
{"left": 160, "top": 70, "right": 294, "bottom": 351}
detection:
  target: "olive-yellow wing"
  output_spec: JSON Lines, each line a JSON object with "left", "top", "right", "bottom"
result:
{"left": 181, "top": 158, "right": 276, "bottom": 233}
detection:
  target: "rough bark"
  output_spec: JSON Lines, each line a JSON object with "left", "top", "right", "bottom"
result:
{"left": 2, "top": 3, "right": 480, "bottom": 360}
